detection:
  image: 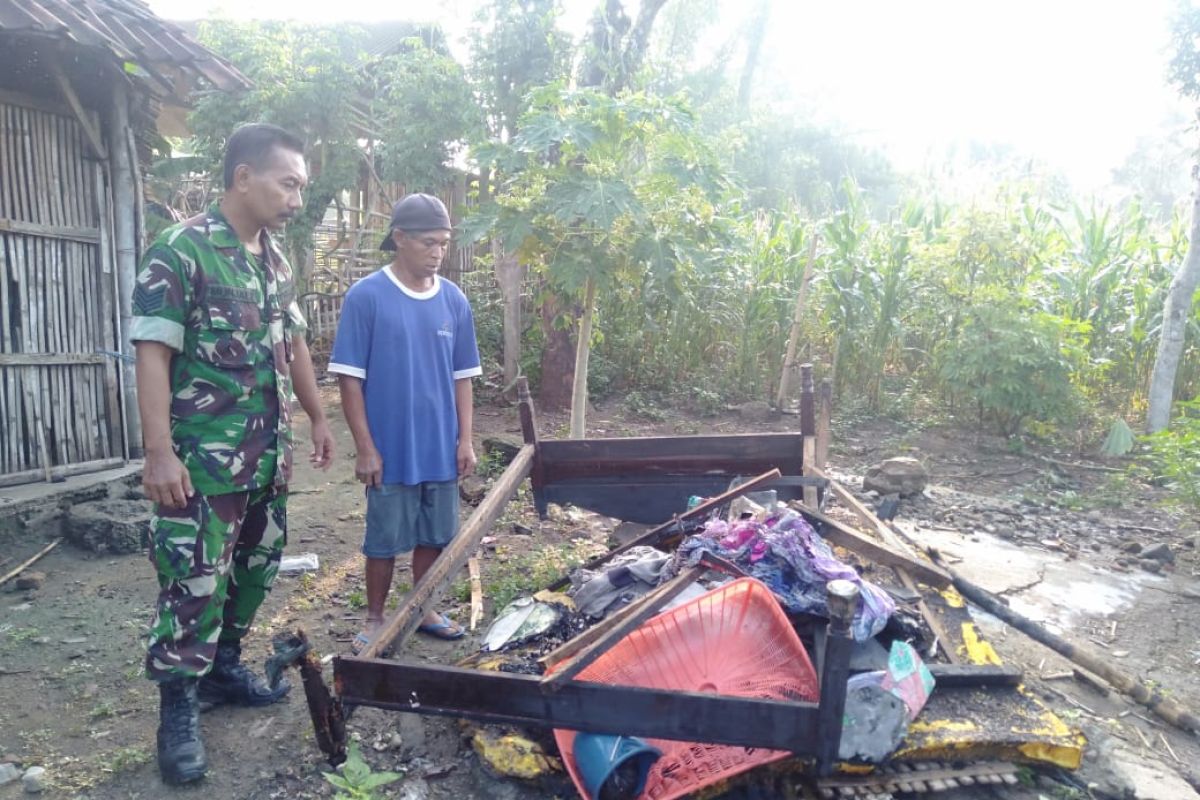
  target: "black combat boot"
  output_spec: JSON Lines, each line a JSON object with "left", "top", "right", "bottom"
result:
{"left": 157, "top": 678, "right": 207, "bottom": 785}
{"left": 197, "top": 640, "right": 290, "bottom": 707}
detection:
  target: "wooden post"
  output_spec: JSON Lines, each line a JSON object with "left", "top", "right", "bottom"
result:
{"left": 108, "top": 79, "right": 140, "bottom": 456}
{"left": 815, "top": 379, "right": 832, "bottom": 471}
{"left": 48, "top": 59, "right": 106, "bottom": 160}
{"left": 800, "top": 364, "right": 819, "bottom": 507}
{"left": 799, "top": 363, "right": 816, "bottom": 436}
{"left": 816, "top": 579, "right": 857, "bottom": 776}
{"left": 517, "top": 376, "right": 539, "bottom": 447}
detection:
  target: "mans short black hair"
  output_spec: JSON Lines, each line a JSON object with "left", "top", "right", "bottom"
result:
{"left": 222, "top": 123, "right": 305, "bottom": 189}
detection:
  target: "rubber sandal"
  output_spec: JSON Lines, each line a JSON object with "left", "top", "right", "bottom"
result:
{"left": 416, "top": 613, "right": 465, "bottom": 640}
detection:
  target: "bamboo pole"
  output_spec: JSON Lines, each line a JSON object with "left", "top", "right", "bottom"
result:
{"left": 95, "top": 160, "right": 122, "bottom": 460}
{"left": 933, "top": 551, "right": 1200, "bottom": 735}
{"left": 0, "top": 539, "right": 61, "bottom": 588}
{"left": 108, "top": 79, "right": 140, "bottom": 458}
{"left": 0, "top": 457, "right": 125, "bottom": 489}
{"left": 776, "top": 235, "right": 819, "bottom": 412}
{"left": 11, "top": 105, "right": 29, "bottom": 222}
{"left": 0, "top": 106, "right": 15, "bottom": 473}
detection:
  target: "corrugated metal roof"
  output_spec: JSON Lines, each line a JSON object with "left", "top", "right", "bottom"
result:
{"left": 0, "top": 0, "right": 249, "bottom": 93}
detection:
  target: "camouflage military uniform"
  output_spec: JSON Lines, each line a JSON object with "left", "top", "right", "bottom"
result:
{"left": 130, "top": 203, "right": 306, "bottom": 680}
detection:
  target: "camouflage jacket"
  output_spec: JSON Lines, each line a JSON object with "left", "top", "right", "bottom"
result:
{"left": 129, "top": 203, "right": 306, "bottom": 496}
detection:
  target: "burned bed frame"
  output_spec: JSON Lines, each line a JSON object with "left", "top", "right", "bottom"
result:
{"left": 299, "top": 370, "right": 867, "bottom": 778}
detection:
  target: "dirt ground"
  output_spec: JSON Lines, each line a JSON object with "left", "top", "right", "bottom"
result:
{"left": 1, "top": 387, "right": 1199, "bottom": 799}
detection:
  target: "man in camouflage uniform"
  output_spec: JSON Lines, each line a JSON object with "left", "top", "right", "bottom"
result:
{"left": 130, "top": 123, "right": 334, "bottom": 785}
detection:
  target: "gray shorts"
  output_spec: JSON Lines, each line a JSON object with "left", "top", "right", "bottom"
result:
{"left": 363, "top": 480, "right": 460, "bottom": 559}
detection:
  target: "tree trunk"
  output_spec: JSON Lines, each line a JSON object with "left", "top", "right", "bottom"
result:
{"left": 1147, "top": 171, "right": 1200, "bottom": 432}
{"left": 736, "top": 0, "right": 771, "bottom": 112}
{"left": 538, "top": 291, "right": 576, "bottom": 411}
{"left": 619, "top": 0, "right": 669, "bottom": 89}
{"left": 493, "top": 241, "right": 525, "bottom": 390}
{"left": 569, "top": 277, "right": 598, "bottom": 438}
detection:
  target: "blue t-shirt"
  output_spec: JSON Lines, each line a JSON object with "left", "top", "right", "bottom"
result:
{"left": 328, "top": 269, "right": 482, "bottom": 485}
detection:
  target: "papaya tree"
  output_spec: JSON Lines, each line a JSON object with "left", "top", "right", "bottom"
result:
{"left": 466, "top": 87, "right": 733, "bottom": 436}
{"left": 468, "top": 0, "right": 572, "bottom": 389}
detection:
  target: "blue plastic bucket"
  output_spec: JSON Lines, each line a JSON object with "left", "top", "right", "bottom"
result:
{"left": 573, "top": 733, "right": 662, "bottom": 800}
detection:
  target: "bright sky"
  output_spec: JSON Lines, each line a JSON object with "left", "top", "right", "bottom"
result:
{"left": 148, "top": 0, "right": 1192, "bottom": 193}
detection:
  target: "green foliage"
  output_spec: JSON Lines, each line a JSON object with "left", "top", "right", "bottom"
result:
{"left": 369, "top": 41, "right": 483, "bottom": 189}
{"left": 1168, "top": 0, "right": 1200, "bottom": 101}
{"left": 104, "top": 746, "right": 151, "bottom": 775}
{"left": 190, "top": 20, "right": 366, "bottom": 278}
{"left": 624, "top": 390, "right": 667, "bottom": 422}
{"left": 937, "top": 303, "right": 1084, "bottom": 436}
{"left": 1101, "top": 418, "right": 1135, "bottom": 457}
{"left": 187, "top": 20, "right": 480, "bottom": 280}
{"left": 475, "top": 448, "right": 508, "bottom": 480}
{"left": 732, "top": 115, "right": 900, "bottom": 214}
{"left": 451, "top": 579, "right": 472, "bottom": 604}
{"left": 469, "top": 0, "right": 572, "bottom": 141}
{"left": 323, "top": 740, "right": 403, "bottom": 800}
{"left": 474, "top": 88, "right": 733, "bottom": 298}
{"left": 484, "top": 540, "right": 603, "bottom": 610}
{"left": 1142, "top": 399, "right": 1200, "bottom": 511}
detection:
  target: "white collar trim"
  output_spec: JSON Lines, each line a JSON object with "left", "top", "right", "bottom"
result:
{"left": 382, "top": 268, "right": 441, "bottom": 300}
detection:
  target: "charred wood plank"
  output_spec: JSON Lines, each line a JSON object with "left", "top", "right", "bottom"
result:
{"left": 925, "top": 663, "right": 1022, "bottom": 687}
{"left": 546, "top": 467, "right": 781, "bottom": 591}
{"left": 789, "top": 501, "right": 951, "bottom": 589}
{"left": 334, "top": 657, "right": 823, "bottom": 752}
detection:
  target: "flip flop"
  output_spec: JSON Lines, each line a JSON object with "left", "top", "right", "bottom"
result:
{"left": 350, "top": 631, "right": 372, "bottom": 655}
{"left": 417, "top": 613, "right": 465, "bottom": 641}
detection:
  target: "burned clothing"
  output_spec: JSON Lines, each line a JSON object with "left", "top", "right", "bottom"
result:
{"left": 145, "top": 488, "right": 287, "bottom": 680}
{"left": 130, "top": 203, "right": 307, "bottom": 496}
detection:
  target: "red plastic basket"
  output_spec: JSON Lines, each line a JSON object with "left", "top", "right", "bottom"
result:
{"left": 552, "top": 577, "right": 819, "bottom": 800}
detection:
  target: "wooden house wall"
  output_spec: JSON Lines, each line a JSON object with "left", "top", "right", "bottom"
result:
{"left": 0, "top": 92, "right": 125, "bottom": 487}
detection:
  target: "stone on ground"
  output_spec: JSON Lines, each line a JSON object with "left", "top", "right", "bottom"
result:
{"left": 14, "top": 571, "right": 45, "bottom": 591}
{"left": 1086, "top": 735, "right": 1200, "bottom": 800}
{"left": 863, "top": 456, "right": 929, "bottom": 497}
{"left": 733, "top": 400, "right": 777, "bottom": 423}
{"left": 1139, "top": 542, "right": 1174, "bottom": 563}
{"left": 65, "top": 498, "right": 151, "bottom": 554}
{"left": 20, "top": 766, "right": 45, "bottom": 794}
{"left": 0, "top": 763, "right": 18, "bottom": 786}
{"left": 459, "top": 476, "right": 488, "bottom": 504}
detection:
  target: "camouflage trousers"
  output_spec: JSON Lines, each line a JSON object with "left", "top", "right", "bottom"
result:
{"left": 145, "top": 486, "right": 287, "bottom": 680}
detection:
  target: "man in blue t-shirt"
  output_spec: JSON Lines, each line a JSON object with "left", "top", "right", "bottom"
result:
{"left": 328, "top": 194, "right": 482, "bottom": 649}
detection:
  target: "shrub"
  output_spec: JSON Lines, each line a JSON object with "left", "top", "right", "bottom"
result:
{"left": 1142, "top": 399, "right": 1200, "bottom": 511}
{"left": 937, "top": 304, "right": 1085, "bottom": 436}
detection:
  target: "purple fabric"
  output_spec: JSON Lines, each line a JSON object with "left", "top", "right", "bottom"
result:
{"left": 672, "top": 509, "right": 895, "bottom": 640}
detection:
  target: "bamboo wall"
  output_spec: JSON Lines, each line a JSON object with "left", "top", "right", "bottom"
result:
{"left": 0, "top": 94, "right": 125, "bottom": 487}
